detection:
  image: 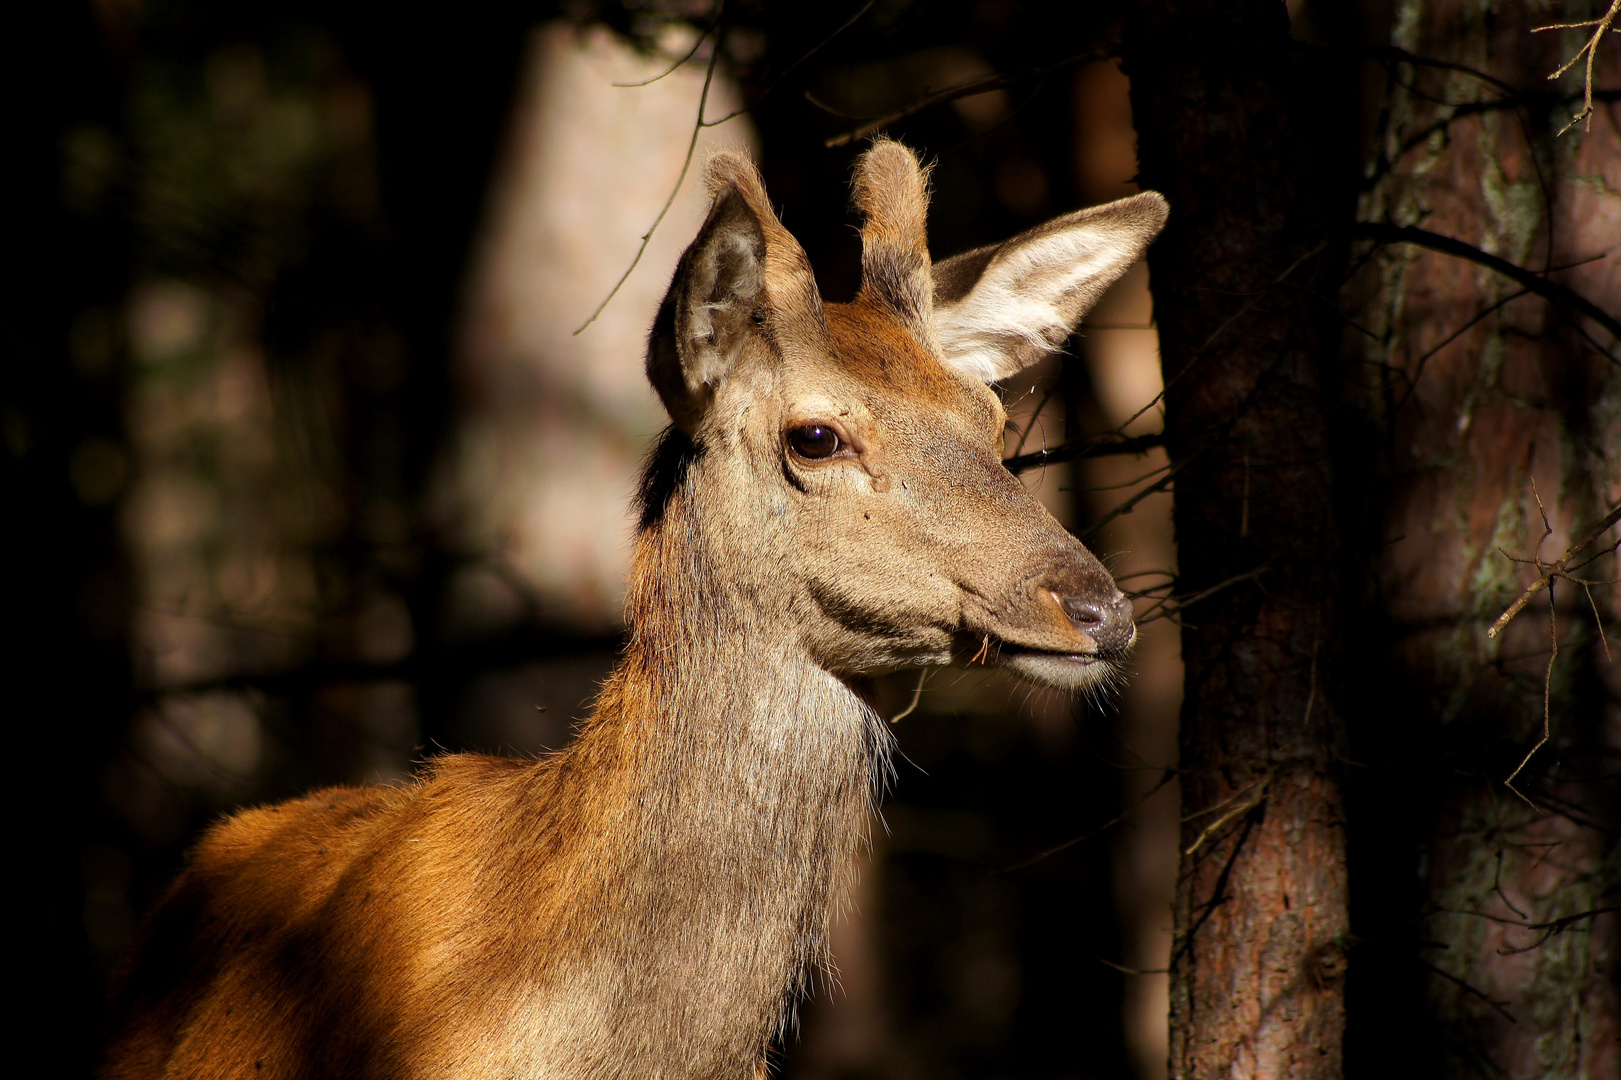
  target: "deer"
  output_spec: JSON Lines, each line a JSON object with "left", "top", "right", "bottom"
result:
{"left": 101, "top": 140, "right": 1167, "bottom": 1080}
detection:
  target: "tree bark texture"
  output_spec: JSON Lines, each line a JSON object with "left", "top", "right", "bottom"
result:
{"left": 1347, "top": 2, "right": 1620, "bottom": 1077}
{"left": 1123, "top": 3, "right": 1353, "bottom": 1077}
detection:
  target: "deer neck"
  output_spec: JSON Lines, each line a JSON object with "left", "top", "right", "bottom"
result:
{"left": 553, "top": 480, "right": 890, "bottom": 1050}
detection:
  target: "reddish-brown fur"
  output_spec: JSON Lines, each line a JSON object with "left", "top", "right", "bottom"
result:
{"left": 102, "top": 142, "right": 1165, "bottom": 1080}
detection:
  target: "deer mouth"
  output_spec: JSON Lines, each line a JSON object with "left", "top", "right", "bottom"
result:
{"left": 955, "top": 632, "right": 1125, "bottom": 690}
{"left": 1001, "top": 643, "right": 1123, "bottom": 690}
{"left": 993, "top": 639, "right": 1114, "bottom": 662}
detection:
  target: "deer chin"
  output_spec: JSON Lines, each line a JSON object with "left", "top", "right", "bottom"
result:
{"left": 954, "top": 631, "right": 1131, "bottom": 691}
{"left": 998, "top": 647, "right": 1120, "bottom": 691}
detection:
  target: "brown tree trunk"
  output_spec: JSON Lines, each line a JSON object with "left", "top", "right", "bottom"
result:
{"left": 1347, "top": 2, "right": 1621, "bottom": 1077}
{"left": 1123, "top": 3, "right": 1354, "bottom": 1076}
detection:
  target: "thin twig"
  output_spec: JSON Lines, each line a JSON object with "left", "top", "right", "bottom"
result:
{"left": 1302, "top": 618, "right": 1321, "bottom": 728}
{"left": 1004, "top": 432, "right": 1164, "bottom": 474}
{"left": 1170, "top": 813, "right": 1258, "bottom": 970}
{"left": 1023, "top": 238, "right": 1329, "bottom": 481}
{"left": 1095, "top": 956, "right": 1170, "bottom": 975}
{"left": 1184, "top": 770, "right": 1274, "bottom": 856}
{"left": 1065, "top": 460, "right": 1173, "bottom": 493}
{"left": 1488, "top": 502, "right": 1621, "bottom": 638}
{"left": 1115, "top": 568, "right": 1178, "bottom": 585}
{"left": 1078, "top": 451, "right": 1189, "bottom": 540}
{"left": 575, "top": 21, "right": 726, "bottom": 335}
{"left": 1159, "top": 241, "right": 1332, "bottom": 392}
{"left": 1362, "top": 43, "right": 1520, "bottom": 97}
{"left": 1504, "top": 586, "right": 1557, "bottom": 805}
{"left": 1240, "top": 454, "right": 1250, "bottom": 538}
{"left": 1498, "top": 479, "right": 1561, "bottom": 805}
{"left": 613, "top": 11, "right": 719, "bottom": 87}
{"left": 703, "top": 0, "right": 879, "bottom": 127}
{"left": 1535, "top": 0, "right": 1621, "bottom": 134}
{"left": 1490, "top": 849, "right": 1530, "bottom": 918}
{"left": 1000, "top": 768, "right": 1177, "bottom": 871}
{"left": 137, "top": 625, "right": 626, "bottom": 715}
{"left": 1013, "top": 381, "right": 1061, "bottom": 457}
{"left": 1416, "top": 957, "right": 1518, "bottom": 1022}
{"left": 1354, "top": 222, "right": 1621, "bottom": 343}
{"left": 822, "top": 47, "right": 1113, "bottom": 147}
{"left": 1134, "top": 562, "right": 1272, "bottom": 626}
{"left": 1392, "top": 288, "right": 1531, "bottom": 416}
{"left": 1583, "top": 581, "right": 1613, "bottom": 660}
{"left": 1497, "top": 904, "right": 1621, "bottom": 955}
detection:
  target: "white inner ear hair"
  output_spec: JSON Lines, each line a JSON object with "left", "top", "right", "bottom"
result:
{"left": 935, "top": 226, "right": 1142, "bottom": 385}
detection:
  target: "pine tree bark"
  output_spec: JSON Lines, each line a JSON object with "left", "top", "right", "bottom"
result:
{"left": 1123, "top": 3, "right": 1353, "bottom": 1077}
{"left": 1347, "top": 2, "right": 1620, "bottom": 1077}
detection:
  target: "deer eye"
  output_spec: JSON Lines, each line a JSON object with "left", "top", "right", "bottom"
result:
{"left": 786, "top": 424, "right": 841, "bottom": 460}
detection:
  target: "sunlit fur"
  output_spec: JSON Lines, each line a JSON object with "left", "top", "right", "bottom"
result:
{"left": 933, "top": 191, "right": 1168, "bottom": 384}
{"left": 101, "top": 142, "right": 1165, "bottom": 1080}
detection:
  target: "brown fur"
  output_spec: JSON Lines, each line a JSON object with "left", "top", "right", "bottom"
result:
{"left": 852, "top": 139, "right": 937, "bottom": 351}
{"left": 102, "top": 143, "right": 1163, "bottom": 1080}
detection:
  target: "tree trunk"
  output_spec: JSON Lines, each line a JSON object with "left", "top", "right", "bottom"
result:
{"left": 1123, "top": 3, "right": 1354, "bottom": 1076}
{"left": 1346, "top": 2, "right": 1621, "bottom": 1077}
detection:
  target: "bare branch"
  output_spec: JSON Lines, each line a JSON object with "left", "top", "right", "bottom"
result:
{"left": 821, "top": 46, "right": 1113, "bottom": 148}
{"left": 1065, "top": 461, "right": 1172, "bottom": 493}
{"left": 1497, "top": 904, "right": 1621, "bottom": 955}
{"left": 703, "top": 0, "right": 880, "bottom": 126}
{"left": 1491, "top": 491, "right": 1621, "bottom": 802}
{"left": 575, "top": 22, "right": 726, "bottom": 335}
{"left": 1353, "top": 222, "right": 1621, "bottom": 344}
{"left": 1016, "top": 238, "right": 1330, "bottom": 487}
{"left": 134, "top": 624, "right": 625, "bottom": 707}
{"left": 1095, "top": 956, "right": 1170, "bottom": 976}
{"left": 1078, "top": 450, "right": 1196, "bottom": 540}
{"left": 998, "top": 768, "right": 1177, "bottom": 871}
{"left": 1583, "top": 581, "right": 1613, "bottom": 660}
{"left": 1392, "top": 288, "right": 1532, "bottom": 416}
{"left": 1535, "top": 0, "right": 1621, "bottom": 133}
{"left": 613, "top": 11, "right": 720, "bottom": 88}
{"left": 1004, "top": 431, "right": 1164, "bottom": 474}
{"left": 1184, "top": 770, "right": 1274, "bottom": 856}
{"left": 1416, "top": 957, "right": 1518, "bottom": 1022}
{"left": 1487, "top": 502, "right": 1621, "bottom": 638}
{"left": 1161, "top": 240, "right": 1330, "bottom": 386}
{"left": 1011, "top": 381, "right": 1061, "bottom": 457}
{"left": 1505, "top": 582, "right": 1558, "bottom": 805}
{"left": 1171, "top": 812, "right": 1260, "bottom": 970}
{"left": 1361, "top": 43, "right": 1520, "bottom": 97}
{"left": 1133, "top": 562, "right": 1273, "bottom": 626}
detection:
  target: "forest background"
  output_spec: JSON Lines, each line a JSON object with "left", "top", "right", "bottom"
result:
{"left": 12, "top": 1, "right": 1618, "bottom": 1078}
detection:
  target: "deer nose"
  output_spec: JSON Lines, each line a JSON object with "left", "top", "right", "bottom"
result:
{"left": 1058, "top": 591, "right": 1136, "bottom": 655}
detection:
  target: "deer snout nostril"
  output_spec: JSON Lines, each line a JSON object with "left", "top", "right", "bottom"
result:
{"left": 1060, "top": 595, "right": 1106, "bottom": 627}
{"left": 1057, "top": 590, "right": 1136, "bottom": 654}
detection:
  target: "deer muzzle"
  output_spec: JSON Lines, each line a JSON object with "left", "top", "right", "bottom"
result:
{"left": 1054, "top": 587, "right": 1137, "bottom": 657}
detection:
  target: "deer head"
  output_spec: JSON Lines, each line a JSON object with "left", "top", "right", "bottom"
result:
{"left": 644, "top": 140, "right": 1167, "bottom": 692}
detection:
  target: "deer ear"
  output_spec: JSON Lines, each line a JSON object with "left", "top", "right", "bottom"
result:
{"left": 853, "top": 139, "right": 936, "bottom": 350}
{"left": 647, "top": 185, "right": 766, "bottom": 432}
{"left": 648, "top": 153, "right": 824, "bottom": 431}
{"left": 931, "top": 192, "right": 1169, "bottom": 384}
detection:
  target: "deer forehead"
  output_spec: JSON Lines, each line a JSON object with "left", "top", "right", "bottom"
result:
{"left": 715, "top": 302, "right": 1007, "bottom": 456}
{"left": 810, "top": 302, "right": 1005, "bottom": 436}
